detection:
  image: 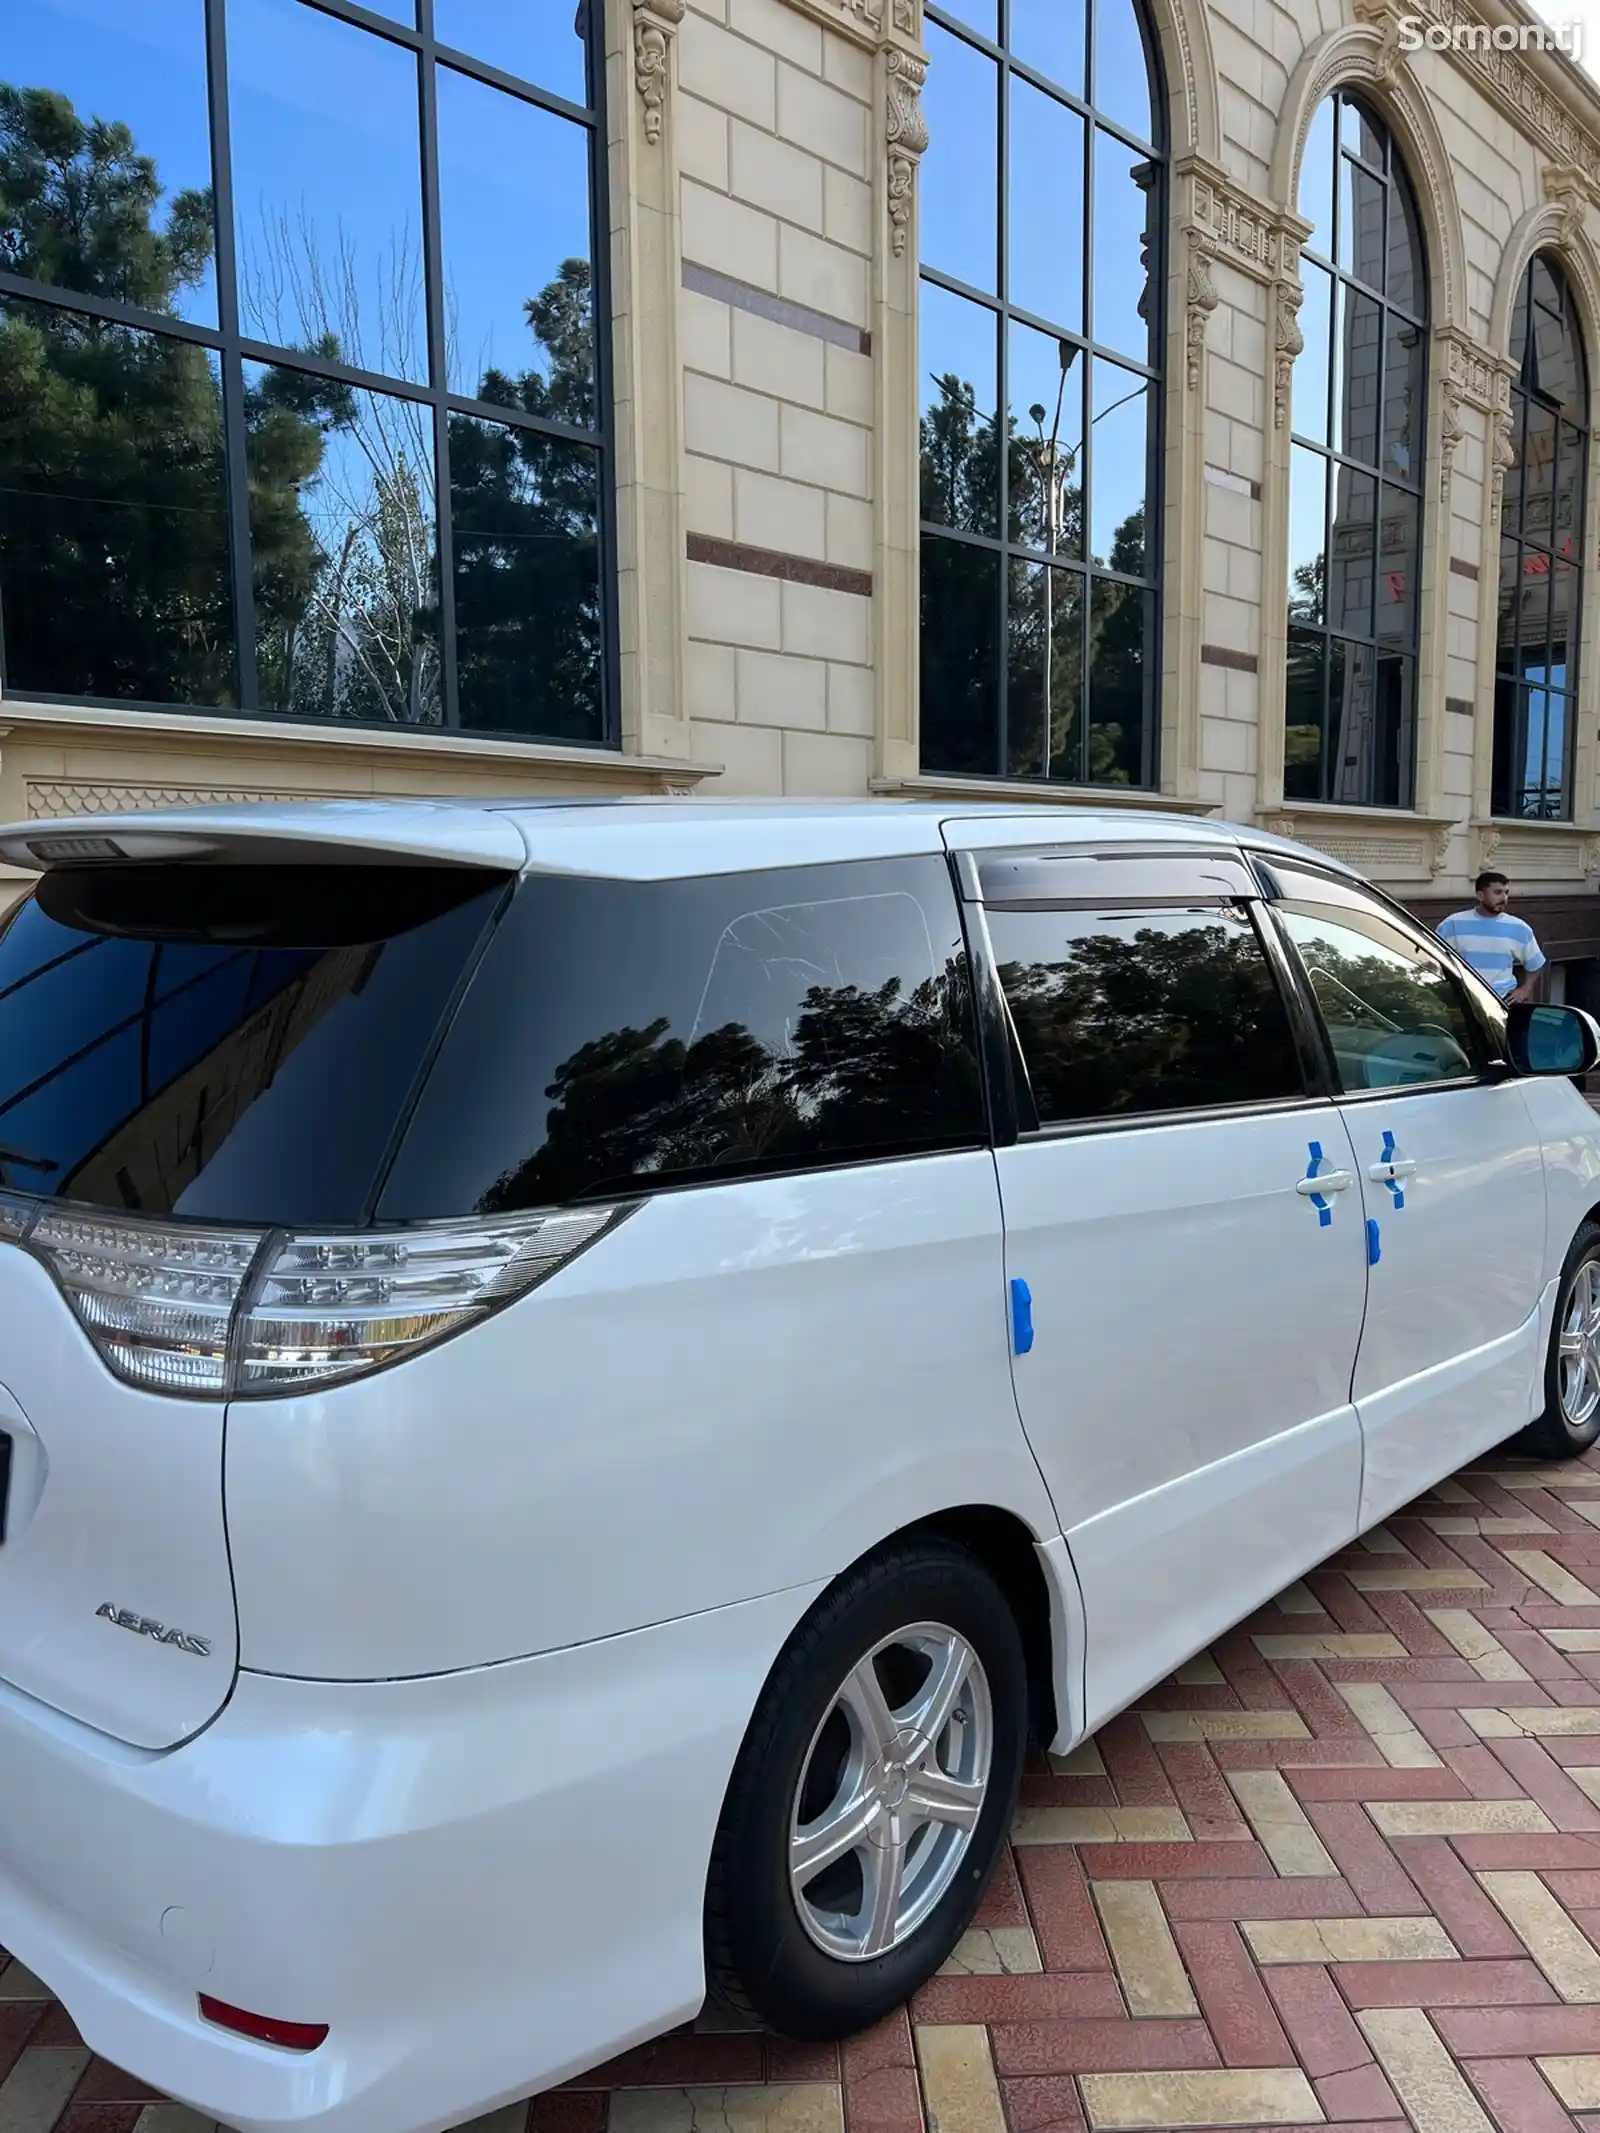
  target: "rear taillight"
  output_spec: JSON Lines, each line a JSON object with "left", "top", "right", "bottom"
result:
{"left": 0, "top": 1193, "right": 626, "bottom": 1399}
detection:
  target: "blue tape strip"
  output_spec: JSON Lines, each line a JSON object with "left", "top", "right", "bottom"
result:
{"left": 1304, "top": 1140, "right": 1331, "bottom": 1227}
{"left": 1367, "top": 1217, "right": 1381, "bottom": 1266}
{"left": 1010, "top": 1276, "right": 1034, "bottom": 1356}
{"left": 1379, "top": 1129, "right": 1405, "bottom": 1209}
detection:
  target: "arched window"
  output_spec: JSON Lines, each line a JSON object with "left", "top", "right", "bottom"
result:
{"left": 1494, "top": 254, "right": 1589, "bottom": 819}
{"left": 1285, "top": 93, "right": 1427, "bottom": 808}
{"left": 916, "top": 0, "right": 1165, "bottom": 788}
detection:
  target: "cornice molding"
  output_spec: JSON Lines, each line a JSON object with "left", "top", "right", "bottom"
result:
{"left": 1177, "top": 157, "right": 1309, "bottom": 284}
{"left": 1402, "top": 0, "right": 1600, "bottom": 185}
{"left": 768, "top": 0, "right": 917, "bottom": 49}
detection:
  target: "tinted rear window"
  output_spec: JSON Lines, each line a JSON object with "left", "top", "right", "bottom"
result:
{"left": 0, "top": 864, "right": 506, "bottom": 1225}
{"left": 381, "top": 856, "right": 983, "bottom": 1215}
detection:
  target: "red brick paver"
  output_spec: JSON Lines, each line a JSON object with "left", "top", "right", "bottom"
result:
{"left": 11, "top": 1454, "right": 1600, "bottom": 2129}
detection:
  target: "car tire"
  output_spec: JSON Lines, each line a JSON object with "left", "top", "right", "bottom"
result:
{"left": 1517, "top": 1220, "right": 1600, "bottom": 1460}
{"left": 704, "top": 1535, "right": 1027, "bottom": 2039}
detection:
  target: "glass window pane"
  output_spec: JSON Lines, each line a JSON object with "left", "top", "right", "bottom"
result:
{"left": 1008, "top": 320, "right": 1083, "bottom": 554}
{"left": 1381, "top": 312, "right": 1424, "bottom": 481}
{"left": 1334, "top": 282, "right": 1381, "bottom": 467}
{"left": 936, "top": 0, "right": 999, "bottom": 36}
{"left": 1555, "top": 422, "right": 1585, "bottom": 562}
{"left": 920, "top": 536, "right": 1000, "bottom": 775}
{"left": 1339, "top": 98, "right": 1384, "bottom": 162}
{"left": 922, "top": 24, "right": 997, "bottom": 294}
{"left": 1329, "top": 466, "right": 1376, "bottom": 640}
{"left": 1288, "top": 446, "right": 1327, "bottom": 624}
{"left": 245, "top": 360, "right": 442, "bottom": 727}
{"left": 1088, "top": 577, "right": 1147, "bottom": 785}
{"left": 228, "top": 0, "right": 427, "bottom": 385}
{"left": 1010, "top": 0, "right": 1085, "bottom": 96}
{"left": 437, "top": 68, "right": 594, "bottom": 423}
{"left": 1007, "top": 560, "right": 1083, "bottom": 779}
{"left": 921, "top": 281, "right": 1000, "bottom": 535}
{"left": 1492, "top": 673, "right": 1519, "bottom": 817}
{"left": 1277, "top": 903, "right": 1478, "bottom": 1092}
{"left": 1009, "top": 79, "right": 1083, "bottom": 332}
{"left": 0, "top": 0, "right": 218, "bottom": 326}
{"left": 1293, "top": 263, "right": 1332, "bottom": 445}
{"left": 1513, "top": 552, "right": 1552, "bottom": 682}
{"left": 1092, "top": 129, "right": 1154, "bottom": 364}
{"left": 1298, "top": 98, "right": 1335, "bottom": 255}
{"left": 1375, "top": 483, "right": 1418, "bottom": 651}
{"left": 450, "top": 415, "right": 603, "bottom": 739}
{"left": 0, "top": 297, "right": 234, "bottom": 705}
{"left": 1284, "top": 629, "right": 1327, "bottom": 801}
{"left": 1091, "top": 0, "right": 1154, "bottom": 145}
{"left": 433, "top": 0, "right": 588, "bottom": 103}
{"left": 1336, "top": 155, "right": 1384, "bottom": 288}
{"left": 1386, "top": 172, "right": 1423, "bottom": 315}
{"left": 1328, "top": 641, "right": 1411, "bottom": 808}
{"left": 1551, "top": 554, "right": 1579, "bottom": 689}
{"left": 988, "top": 906, "right": 1303, "bottom": 1126}
{"left": 1496, "top": 535, "right": 1520, "bottom": 674}
{"left": 1525, "top": 398, "right": 1557, "bottom": 532}
{"left": 1089, "top": 359, "right": 1147, "bottom": 570}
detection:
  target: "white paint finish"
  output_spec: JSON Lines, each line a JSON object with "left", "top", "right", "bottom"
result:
{"left": 0, "top": 1600, "right": 814, "bottom": 2133}
{"left": 1344, "top": 1083, "right": 1550, "bottom": 1527}
{"left": 227, "top": 1153, "right": 1057, "bottom": 1678}
{"left": 991, "top": 1105, "right": 1366, "bottom": 1732}
{"left": 0, "top": 1251, "right": 237, "bottom": 1749}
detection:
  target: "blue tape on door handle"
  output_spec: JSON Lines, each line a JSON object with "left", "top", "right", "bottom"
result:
{"left": 1010, "top": 1277, "right": 1034, "bottom": 1356}
{"left": 1304, "top": 1140, "right": 1332, "bottom": 1227}
{"left": 1367, "top": 1218, "right": 1381, "bottom": 1266}
{"left": 1379, "top": 1129, "right": 1405, "bottom": 1209}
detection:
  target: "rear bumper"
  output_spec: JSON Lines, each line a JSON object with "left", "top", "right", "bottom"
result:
{"left": 0, "top": 1585, "right": 817, "bottom": 2133}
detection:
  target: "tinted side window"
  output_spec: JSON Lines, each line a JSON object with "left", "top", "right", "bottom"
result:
{"left": 1275, "top": 902, "right": 1481, "bottom": 1092}
{"left": 381, "top": 857, "right": 984, "bottom": 1214}
{"left": 987, "top": 905, "right": 1307, "bottom": 1127}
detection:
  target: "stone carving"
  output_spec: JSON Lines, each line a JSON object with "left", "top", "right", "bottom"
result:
{"left": 886, "top": 47, "right": 929, "bottom": 260}
{"left": 1187, "top": 237, "right": 1218, "bottom": 392}
{"left": 1489, "top": 399, "right": 1518, "bottom": 525}
{"left": 1353, "top": 0, "right": 1410, "bottom": 85}
{"left": 1439, "top": 385, "right": 1464, "bottom": 500}
{"left": 1545, "top": 162, "right": 1596, "bottom": 250}
{"left": 633, "top": 0, "right": 685, "bottom": 147}
{"left": 1397, "top": 0, "right": 1600, "bottom": 189}
{"left": 1185, "top": 162, "right": 1303, "bottom": 283}
{"left": 1428, "top": 822, "right": 1454, "bottom": 876}
{"left": 1441, "top": 326, "right": 1509, "bottom": 414}
{"left": 1273, "top": 278, "right": 1305, "bottom": 430}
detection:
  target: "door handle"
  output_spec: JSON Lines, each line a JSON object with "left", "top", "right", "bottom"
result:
{"left": 1297, "top": 1170, "right": 1354, "bottom": 1195}
{"left": 1368, "top": 1157, "right": 1417, "bottom": 1181}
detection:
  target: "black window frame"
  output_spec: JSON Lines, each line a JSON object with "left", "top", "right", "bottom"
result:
{"left": 0, "top": 0, "right": 618, "bottom": 745}
{"left": 1286, "top": 90, "right": 1428, "bottom": 811}
{"left": 917, "top": 0, "right": 1167, "bottom": 791}
{"left": 1493, "top": 251, "right": 1590, "bottom": 822}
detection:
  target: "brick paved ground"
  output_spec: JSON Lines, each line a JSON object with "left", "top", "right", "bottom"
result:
{"left": 21, "top": 1455, "right": 1600, "bottom": 2129}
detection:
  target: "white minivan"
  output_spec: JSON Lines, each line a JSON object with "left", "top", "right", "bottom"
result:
{"left": 0, "top": 795, "right": 1595, "bottom": 2133}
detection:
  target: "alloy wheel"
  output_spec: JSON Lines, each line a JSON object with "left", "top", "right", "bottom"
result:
{"left": 788, "top": 1621, "right": 992, "bottom": 1962}
{"left": 1560, "top": 1260, "right": 1600, "bottom": 1431}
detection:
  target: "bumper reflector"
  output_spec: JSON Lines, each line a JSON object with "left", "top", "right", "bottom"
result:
{"left": 198, "top": 1995, "right": 329, "bottom": 2052}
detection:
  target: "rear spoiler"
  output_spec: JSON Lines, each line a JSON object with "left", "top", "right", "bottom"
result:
{"left": 0, "top": 802, "right": 529, "bottom": 874}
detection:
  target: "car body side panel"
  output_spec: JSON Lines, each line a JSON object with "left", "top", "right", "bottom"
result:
{"left": 225, "top": 1152, "right": 1059, "bottom": 1679}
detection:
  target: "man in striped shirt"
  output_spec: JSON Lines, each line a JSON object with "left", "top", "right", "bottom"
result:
{"left": 1437, "top": 871, "right": 1546, "bottom": 1003}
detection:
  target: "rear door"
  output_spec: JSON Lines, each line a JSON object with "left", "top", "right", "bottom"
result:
{"left": 1260, "top": 860, "right": 1548, "bottom": 1525}
{"left": 950, "top": 835, "right": 1371, "bottom": 1729}
{"left": 0, "top": 856, "right": 508, "bottom": 1746}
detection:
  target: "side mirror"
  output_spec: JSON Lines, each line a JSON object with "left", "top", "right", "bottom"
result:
{"left": 1506, "top": 1002, "right": 1600, "bottom": 1078}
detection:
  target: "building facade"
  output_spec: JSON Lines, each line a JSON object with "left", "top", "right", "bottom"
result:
{"left": 3, "top": 0, "right": 1600, "bottom": 988}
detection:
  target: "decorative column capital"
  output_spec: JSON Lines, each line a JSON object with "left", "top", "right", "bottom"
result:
{"left": 1544, "top": 161, "right": 1599, "bottom": 250}
{"left": 1351, "top": 0, "right": 1412, "bottom": 87}
{"left": 632, "top": 0, "right": 686, "bottom": 148}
